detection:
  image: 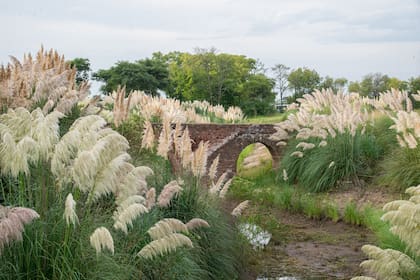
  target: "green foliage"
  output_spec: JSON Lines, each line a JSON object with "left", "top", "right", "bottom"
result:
{"left": 93, "top": 53, "right": 169, "bottom": 95}
{"left": 68, "top": 58, "right": 91, "bottom": 85}
{"left": 323, "top": 202, "right": 340, "bottom": 223}
{"left": 282, "top": 131, "right": 381, "bottom": 192}
{"left": 59, "top": 105, "right": 81, "bottom": 136}
{"left": 318, "top": 76, "right": 347, "bottom": 93}
{"left": 238, "top": 74, "right": 276, "bottom": 116}
{"left": 343, "top": 202, "right": 363, "bottom": 226}
{"left": 301, "top": 194, "right": 323, "bottom": 219}
{"left": 378, "top": 147, "right": 420, "bottom": 191}
{"left": 245, "top": 112, "right": 288, "bottom": 124}
{"left": 0, "top": 113, "right": 245, "bottom": 280}
{"left": 165, "top": 49, "right": 275, "bottom": 115}
{"left": 287, "top": 67, "right": 320, "bottom": 101}
{"left": 271, "top": 64, "right": 290, "bottom": 109}
{"left": 236, "top": 144, "right": 273, "bottom": 179}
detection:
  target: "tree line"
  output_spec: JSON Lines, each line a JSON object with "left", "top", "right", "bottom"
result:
{"left": 69, "top": 49, "right": 420, "bottom": 116}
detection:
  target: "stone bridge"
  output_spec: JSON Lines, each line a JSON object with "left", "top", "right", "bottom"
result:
{"left": 156, "top": 124, "right": 282, "bottom": 177}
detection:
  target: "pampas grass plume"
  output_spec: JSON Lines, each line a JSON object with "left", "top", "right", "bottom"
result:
{"left": 141, "top": 120, "right": 155, "bottom": 150}
{"left": 137, "top": 233, "right": 193, "bottom": 259}
{"left": 113, "top": 203, "right": 148, "bottom": 234}
{"left": 219, "top": 178, "right": 233, "bottom": 198}
{"left": 64, "top": 193, "right": 78, "bottom": 226}
{"left": 231, "top": 200, "right": 250, "bottom": 217}
{"left": 186, "top": 218, "right": 210, "bottom": 230}
{"left": 90, "top": 227, "right": 114, "bottom": 255}
{"left": 208, "top": 155, "right": 220, "bottom": 182}
{"left": 145, "top": 188, "right": 156, "bottom": 210}
{"left": 157, "top": 181, "right": 183, "bottom": 207}
{"left": 147, "top": 218, "right": 189, "bottom": 240}
{"left": 0, "top": 205, "right": 39, "bottom": 254}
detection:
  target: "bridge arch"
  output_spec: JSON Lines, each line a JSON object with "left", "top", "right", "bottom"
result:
{"left": 205, "top": 126, "right": 281, "bottom": 178}
{"left": 153, "top": 123, "right": 283, "bottom": 178}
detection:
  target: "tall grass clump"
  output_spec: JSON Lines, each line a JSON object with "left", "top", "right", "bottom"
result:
{"left": 352, "top": 185, "right": 420, "bottom": 280}
{"left": 0, "top": 46, "right": 89, "bottom": 114}
{"left": 378, "top": 110, "right": 420, "bottom": 190}
{"left": 272, "top": 89, "right": 409, "bottom": 192}
{"left": 281, "top": 131, "right": 381, "bottom": 192}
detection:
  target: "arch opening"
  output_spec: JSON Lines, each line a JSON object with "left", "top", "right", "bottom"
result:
{"left": 236, "top": 142, "right": 273, "bottom": 179}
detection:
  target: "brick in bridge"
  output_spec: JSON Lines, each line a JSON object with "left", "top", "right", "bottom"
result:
{"left": 154, "top": 123, "right": 282, "bottom": 177}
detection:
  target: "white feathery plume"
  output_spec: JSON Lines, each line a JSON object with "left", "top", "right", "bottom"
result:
{"left": 185, "top": 218, "right": 210, "bottom": 230}
{"left": 191, "top": 141, "right": 209, "bottom": 178}
{"left": 0, "top": 205, "right": 40, "bottom": 254}
{"left": 137, "top": 233, "right": 193, "bottom": 259}
{"left": 63, "top": 193, "right": 78, "bottom": 226}
{"left": 113, "top": 203, "right": 149, "bottom": 234}
{"left": 282, "top": 169, "right": 288, "bottom": 181}
{"left": 209, "top": 172, "right": 228, "bottom": 194}
{"left": 208, "top": 154, "right": 220, "bottom": 182}
{"left": 291, "top": 151, "right": 304, "bottom": 158}
{"left": 147, "top": 218, "right": 189, "bottom": 240}
{"left": 90, "top": 227, "right": 114, "bottom": 255}
{"left": 173, "top": 122, "right": 183, "bottom": 156}
{"left": 157, "top": 117, "right": 172, "bottom": 159}
{"left": 157, "top": 181, "right": 183, "bottom": 207}
{"left": 219, "top": 178, "right": 233, "bottom": 198}
{"left": 141, "top": 120, "right": 155, "bottom": 150}
{"left": 231, "top": 200, "right": 250, "bottom": 217}
{"left": 145, "top": 188, "right": 156, "bottom": 210}
{"left": 116, "top": 195, "right": 146, "bottom": 211}
{"left": 180, "top": 126, "right": 193, "bottom": 169}
{"left": 357, "top": 245, "right": 418, "bottom": 280}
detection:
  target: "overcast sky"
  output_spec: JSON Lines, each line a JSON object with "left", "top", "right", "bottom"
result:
{"left": 1, "top": 0, "right": 420, "bottom": 94}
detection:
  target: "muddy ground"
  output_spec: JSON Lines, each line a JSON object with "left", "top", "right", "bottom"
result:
{"left": 239, "top": 207, "right": 375, "bottom": 280}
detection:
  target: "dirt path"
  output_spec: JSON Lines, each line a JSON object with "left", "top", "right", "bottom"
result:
{"left": 237, "top": 207, "right": 375, "bottom": 280}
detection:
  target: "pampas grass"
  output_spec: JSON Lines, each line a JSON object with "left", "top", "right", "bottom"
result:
{"left": 64, "top": 193, "right": 78, "bottom": 226}
{"left": 0, "top": 46, "right": 89, "bottom": 114}
{"left": 157, "top": 117, "right": 172, "bottom": 159}
{"left": 191, "top": 141, "right": 209, "bottom": 178}
{"left": 137, "top": 233, "right": 193, "bottom": 259}
{"left": 141, "top": 120, "right": 155, "bottom": 150}
{"left": 113, "top": 203, "right": 149, "bottom": 234}
{"left": 231, "top": 200, "right": 250, "bottom": 217}
{"left": 0, "top": 205, "right": 39, "bottom": 254}
{"left": 208, "top": 154, "right": 220, "bottom": 182}
{"left": 219, "top": 179, "right": 232, "bottom": 198}
{"left": 352, "top": 185, "right": 420, "bottom": 280}
{"left": 147, "top": 218, "right": 189, "bottom": 240}
{"left": 90, "top": 227, "right": 114, "bottom": 255}
{"left": 353, "top": 245, "right": 419, "bottom": 280}
{"left": 157, "top": 181, "right": 183, "bottom": 207}
{"left": 185, "top": 218, "right": 210, "bottom": 230}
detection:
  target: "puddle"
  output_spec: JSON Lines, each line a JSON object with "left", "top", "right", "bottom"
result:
{"left": 238, "top": 223, "right": 272, "bottom": 249}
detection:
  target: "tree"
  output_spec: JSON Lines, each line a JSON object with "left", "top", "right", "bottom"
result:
{"left": 271, "top": 64, "right": 290, "bottom": 111}
{"left": 387, "top": 77, "right": 408, "bottom": 91}
{"left": 238, "top": 74, "right": 276, "bottom": 116}
{"left": 93, "top": 54, "right": 169, "bottom": 96}
{"left": 318, "top": 76, "right": 347, "bottom": 93}
{"left": 348, "top": 81, "right": 361, "bottom": 93}
{"left": 408, "top": 76, "right": 420, "bottom": 95}
{"left": 359, "top": 73, "right": 389, "bottom": 97}
{"left": 68, "top": 58, "right": 91, "bottom": 85}
{"left": 287, "top": 67, "right": 320, "bottom": 101}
